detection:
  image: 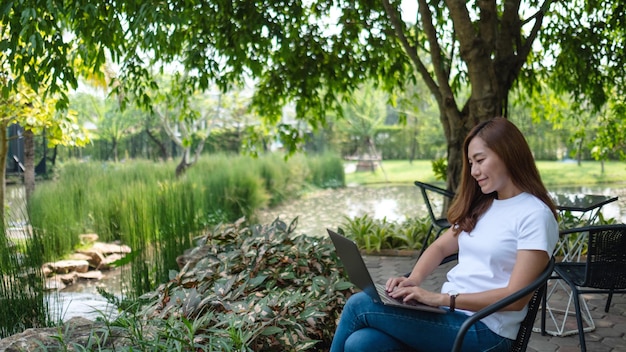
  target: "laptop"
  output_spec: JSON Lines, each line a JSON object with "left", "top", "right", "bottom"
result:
{"left": 327, "top": 229, "right": 445, "bottom": 314}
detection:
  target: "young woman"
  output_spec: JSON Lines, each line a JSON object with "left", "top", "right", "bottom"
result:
{"left": 330, "top": 117, "right": 559, "bottom": 352}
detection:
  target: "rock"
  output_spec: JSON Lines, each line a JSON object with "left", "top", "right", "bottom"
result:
{"left": 41, "top": 265, "right": 53, "bottom": 277}
{"left": 77, "top": 249, "right": 106, "bottom": 270}
{"left": 100, "top": 253, "right": 123, "bottom": 269}
{"left": 77, "top": 270, "right": 103, "bottom": 280}
{"left": 0, "top": 317, "right": 133, "bottom": 351}
{"left": 67, "top": 253, "right": 93, "bottom": 261}
{"left": 86, "top": 242, "right": 132, "bottom": 256}
{"left": 43, "top": 260, "right": 90, "bottom": 274}
{"left": 57, "top": 272, "right": 78, "bottom": 285}
{"left": 44, "top": 276, "right": 66, "bottom": 291}
{"left": 39, "top": 238, "right": 132, "bottom": 293}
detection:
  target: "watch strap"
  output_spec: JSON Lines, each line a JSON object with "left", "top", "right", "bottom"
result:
{"left": 449, "top": 292, "right": 459, "bottom": 312}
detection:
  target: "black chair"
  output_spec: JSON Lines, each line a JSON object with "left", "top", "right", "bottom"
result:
{"left": 452, "top": 257, "right": 555, "bottom": 352}
{"left": 414, "top": 181, "right": 456, "bottom": 263}
{"left": 541, "top": 224, "right": 626, "bottom": 352}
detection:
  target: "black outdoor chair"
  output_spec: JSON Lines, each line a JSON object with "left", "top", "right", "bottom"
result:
{"left": 540, "top": 224, "right": 626, "bottom": 352}
{"left": 414, "top": 181, "right": 457, "bottom": 264}
{"left": 453, "top": 257, "right": 555, "bottom": 352}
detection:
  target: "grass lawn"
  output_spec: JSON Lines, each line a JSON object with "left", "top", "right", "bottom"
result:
{"left": 345, "top": 160, "right": 626, "bottom": 188}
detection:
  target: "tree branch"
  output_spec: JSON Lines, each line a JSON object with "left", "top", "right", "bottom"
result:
{"left": 381, "top": 0, "right": 441, "bottom": 102}
{"left": 518, "top": 0, "right": 555, "bottom": 60}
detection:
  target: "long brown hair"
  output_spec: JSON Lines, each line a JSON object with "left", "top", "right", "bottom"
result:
{"left": 447, "top": 117, "right": 557, "bottom": 234}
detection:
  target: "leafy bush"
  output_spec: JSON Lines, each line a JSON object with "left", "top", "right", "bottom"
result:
{"left": 339, "top": 214, "right": 431, "bottom": 252}
{"left": 97, "top": 218, "right": 355, "bottom": 351}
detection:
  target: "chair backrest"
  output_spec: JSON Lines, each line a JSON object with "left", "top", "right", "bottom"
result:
{"left": 584, "top": 224, "right": 626, "bottom": 289}
{"left": 413, "top": 181, "right": 455, "bottom": 222}
{"left": 510, "top": 278, "right": 548, "bottom": 352}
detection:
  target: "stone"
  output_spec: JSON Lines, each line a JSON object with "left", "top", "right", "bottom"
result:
{"left": 0, "top": 317, "right": 133, "bottom": 351}
{"left": 57, "top": 272, "right": 78, "bottom": 285}
{"left": 77, "top": 270, "right": 103, "bottom": 280}
{"left": 67, "top": 253, "right": 93, "bottom": 262}
{"left": 44, "top": 276, "right": 66, "bottom": 291}
{"left": 77, "top": 249, "right": 106, "bottom": 269}
{"left": 100, "top": 253, "right": 123, "bottom": 269}
{"left": 87, "top": 242, "right": 132, "bottom": 255}
{"left": 43, "top": 260, "right": 90, "bottom": 274}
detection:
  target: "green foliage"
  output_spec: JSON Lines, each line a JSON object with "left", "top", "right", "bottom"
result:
{"left": 5, "top": 0, "right": 626, "bottom": 192}
{"left": 27, "top": 154, "right": 344, "bottom": 297}
{"left": 76, "top": 218, "right": 355, "bottom": 351}
{"left": 431, "top": 157, "right": 448, "bottom": 182}
{"left": 0, "top": 224, "right": 51, "bottom": 338}
{"left": 339, "top": 214, "right": 431, "bottom": 252}
{"left": 347, "top": 160, "right": 626, "bottom": 187}
{"left": 305, "top": 152, "right": 345, "bottom": 189}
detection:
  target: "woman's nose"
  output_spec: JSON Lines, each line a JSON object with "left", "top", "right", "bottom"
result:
{"left": 470, "top": 164, "right": 479, "bottom": 177}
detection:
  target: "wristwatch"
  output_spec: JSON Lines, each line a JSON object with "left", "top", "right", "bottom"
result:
{"left": 448, "top": 290, "right": 459, "bottom": 312}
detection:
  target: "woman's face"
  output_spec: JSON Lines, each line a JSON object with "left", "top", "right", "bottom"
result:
{"left": 467, "top": 136, "right": 520, "bottom": 199}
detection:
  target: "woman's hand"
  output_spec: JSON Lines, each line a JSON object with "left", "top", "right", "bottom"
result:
{"left": 384, "top": 276, "right": 417, "bottom": 292}
{"left": 387, "top": 285, "right": 445, "bottom": 307}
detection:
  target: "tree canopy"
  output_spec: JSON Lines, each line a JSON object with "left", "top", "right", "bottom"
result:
{"left": 2, "top": 0, "right": 625, "bottom": 190}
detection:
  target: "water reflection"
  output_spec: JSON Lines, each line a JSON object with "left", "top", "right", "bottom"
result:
{"left": 256, "top": 186, "right": 427, "bottom": 237}
{"left": 257, "top": 184, "right": 626, "bottom": 237}
{"left": 46, "top": 266, "right": 125, "bottom": 322}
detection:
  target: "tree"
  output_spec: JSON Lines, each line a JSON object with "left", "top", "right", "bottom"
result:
{"left": 336, "top": 83, "right": 388, "bottom": 174}
{"left": 3, "top": 1, "right": 626, "bottom": 192}
{"left": 149, "top": 75, "right": 224, "bottom": 176}
{"left": 0, "top": 77, "right": 89, "bottom": 219}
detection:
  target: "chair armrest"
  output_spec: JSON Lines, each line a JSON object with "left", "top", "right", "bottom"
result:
{"left": 451, "top": 257, "right": 555, "bottom": 352}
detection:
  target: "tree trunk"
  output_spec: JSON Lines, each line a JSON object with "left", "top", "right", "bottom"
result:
{"left": 24, "top": 129, "right": 35, "bottom": 202}
{"left": 175, "top": 149, "right": 191, "bottom": 177}
{"left": 112, "top": 138, "right": 119, "bottom": 162}
{"left": 145, "top": 128, "right": 168, "bottom": 161}
{"left": 409, "top": 117, "right": 418, "bottom": 164}
{"left": 0, "top": 122, "right": 8, "bottom": 222}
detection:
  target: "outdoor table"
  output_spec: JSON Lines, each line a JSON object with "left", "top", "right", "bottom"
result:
{"left": 552, "top": 193, "right": 618, "bottom": 224}
{"left": 551, "top": 193, "right": 618, "bottom": 261}
{"left": 534, "top": 193, "right": 619, "bottom": 337}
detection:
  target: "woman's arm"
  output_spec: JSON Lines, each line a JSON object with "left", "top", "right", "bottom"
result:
{"left": 453, "top": 249, "right": 550, "bottom": 311}
{"left": 385, "top": 227, "right": 459, "bottom": 291}
{"left": 388, "top": 249, "right": 550, "bottom": 311}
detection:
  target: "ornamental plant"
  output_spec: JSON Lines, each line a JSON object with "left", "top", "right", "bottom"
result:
{"left": 96, "top": 218, "right": 354, "bottom": 351}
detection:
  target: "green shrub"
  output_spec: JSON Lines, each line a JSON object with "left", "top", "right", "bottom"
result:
{"left": 85, "top": 218, "right": 355, "bottom": 351}
{"left": 339, "top": 214, "right": 431, "bottom": 252}
{"left": 305, "top": 153, "right": 345, "bottom": 189}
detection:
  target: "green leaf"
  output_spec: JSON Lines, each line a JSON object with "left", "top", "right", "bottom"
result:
{"left": 248, "top": 274, "right": 268, "bottom": 288}
{"left": 260, "top": 326, "right": 283, "bottom": 336}
{"left": 333, "top": 281, "right": 354, "bottom": 290}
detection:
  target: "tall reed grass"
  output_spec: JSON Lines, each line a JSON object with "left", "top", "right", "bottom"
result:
{"left": 0, "top": 222, "right": 51, "bottom": 338}
{"left": 26, "top": 153, "right": 345, "bottom": 302}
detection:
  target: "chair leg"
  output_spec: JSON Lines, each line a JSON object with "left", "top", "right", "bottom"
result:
{"left": 541, "top": 284, "right": 547, "bottom": 335}
{"left": 571, "top": 289, "right": 588, "bottom": 352}
{"left": 605, "top": 291, "right": 614, "bottom": 313}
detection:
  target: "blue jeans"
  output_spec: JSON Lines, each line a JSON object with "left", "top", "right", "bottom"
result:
{"left": 330, "top": 292, "right": 513, "bottom": 352}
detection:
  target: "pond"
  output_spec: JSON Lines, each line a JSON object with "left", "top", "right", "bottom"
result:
{"left": 257, "top": 184, "right": 626, "bottom": 237}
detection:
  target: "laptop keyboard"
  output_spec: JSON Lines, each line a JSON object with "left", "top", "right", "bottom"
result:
{"left": 375, "top": 284, "right": 420, "bottom": 306}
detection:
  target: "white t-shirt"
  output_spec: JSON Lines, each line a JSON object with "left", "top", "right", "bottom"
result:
{"left": 441, "top": 192, "right": 558, "bottom": 340}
